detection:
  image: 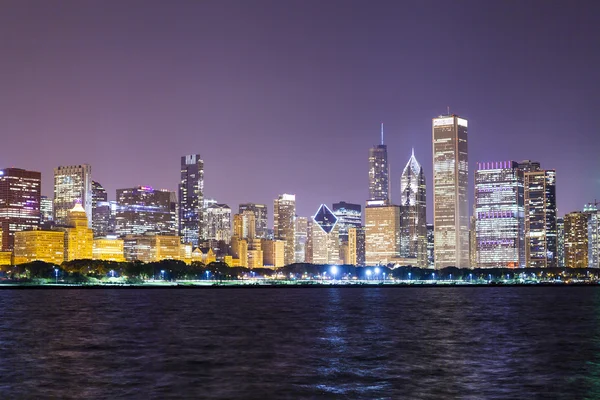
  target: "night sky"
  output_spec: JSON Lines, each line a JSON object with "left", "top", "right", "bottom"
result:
{"left": 1, "top": 1, "right": 599, "bottom": 223}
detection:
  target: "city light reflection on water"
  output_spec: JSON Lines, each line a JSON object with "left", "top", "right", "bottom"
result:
{"left": 0, "top": 287, "right": 599, "bottom": 398}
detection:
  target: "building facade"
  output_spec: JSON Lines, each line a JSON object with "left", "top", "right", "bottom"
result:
{"left": 399, "top": 151, "right": 427, "bottom": 267}
{"left": 274, "top": 194, "right": 296, "bottom": 266}
{"left": 587, "top": 204, "right": 600, "bottom": 269}
{"left": 294, "top": 216, "right": 308, "bottom": 263}
{"left": 368, "top": 124, "right": 389, "bottom": 203}
{"left": 348, "top": 226, "right": 365, "bottom": 266}
{"left": 239, "top": 203, "right": 268, "bottom": 239}
{"left": 0, "top": 168, "right": 41, "bottom": 251}
{"left": 93, "top": 237, "right": 125, "bottom": 262}
{"left": 432, "top": 115, "right": 469, "bottom": 268}
{"left": 64, "top": 203, "right": 94, "bottom": 261}
{"left": 14, "top": 230, "right": 65, "bottom": 265}
{"left": 474, "top": 161, "right": 525, "bottom": 268}
{"left": 53, "top": 164, "right": 92, "bottom": 227}
{"left": 332, "top": 202, "right": 362, "bottom": 244}
{"left": 311, "top": 204, "right": 340, "bottom": 265}
{"left": 205, "top": 204, "right": 232, "bottom": 243}
{"left": 564, "top": 211, "right": 589, "bottom": 268}
{"left": 92, "top": 180, "right": 111, "bottom": 237}
{"left": 364, "top": 202, "right": 400, "bottom": 266}
{"left": 557, "top": 217, "right": 565, "bottom": 268}
{"left": 179, "top": 154, "right": 204, "bottom": 246}
{"left": 115, "top": 186, "right": 177, "bottom": 237}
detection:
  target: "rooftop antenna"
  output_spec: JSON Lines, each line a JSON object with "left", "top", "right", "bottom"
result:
{"left": 447, "top": 106, "right": 450, "bottom": 115}
{"left": 411, "top": 147, "right": 415, "bottom": 157}
{"left": 380, "top": 122, "right": 384, "bottom": 145}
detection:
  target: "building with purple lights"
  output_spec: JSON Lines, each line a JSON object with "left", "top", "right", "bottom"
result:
{"left": 114, "top": 186, "right": 177, "bottom": 237}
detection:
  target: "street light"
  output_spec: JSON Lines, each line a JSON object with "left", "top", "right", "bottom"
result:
{"left": 54, "top": 268, "right": 58, "bottom": 284}
{"left": 161, "top": 270, "right": 165, "bottom": 281}
{"left": 469, "top": 273, "right": 473, "bottom": 283}
{"left": 110, "top": 269, "right": 115, "bottom": 278}
{"left": 330, "top": 265, "right": 338, "bottom": 281}
{"left": 206, "top": 271, "right": 210, "bottom": 280}
{"left": 366, "top": 269, "right": 372, "bottom": 281}
{"left": 432, "top": 272, "right": 435, "bottom": 281}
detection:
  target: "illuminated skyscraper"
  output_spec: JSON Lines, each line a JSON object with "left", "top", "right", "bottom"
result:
{"left": 294, "top": 216, "right": 308, "bottom": 263}
{"left": 239, "top": 203, "right": 268, "bottom": 239}
{"left": 587, "top": 203, "right": 600, "bottom": 269}
{"left": 564, "top": 211, "right": 588, "bottom": 268}
{"left": 368, "top": 124, "right": 389, "bottom": 203}
{"left": 274, "top": 194, "right": 296, "bottom": 265}
{"left": 179, "top": 154, "right": 204, "bottom": 246}
{"left": 53, "top": 164, "right": 92, "bottom": 227}
{"left": 115, "top": 186, "right": 177, "bottom": 236}
{"left": 348, "top": 226, "right": 365, "bottom": 266}
{"left": 399, "top": 150, "right": 427, "bottom": 267}
{"left": 311, "top": 204, "right": 340, "bottom": 265}
{"left": 426, "top": 224, "right": 434, "bottom": 267}
{"left": 557, "top": 217, "right": 565, "bottom": 268}
{"left": 332, "top": 202, "right": 362, "bottom": 244}
{"left": 432, "top": 114, "right": 469, "bottom": 268}
{"left": 522, "top": 163, "right": 557, "bottom": 268}
{"left": 474, "top": 161, "right": 525, "bottom": 268}
{"left": 205, "top": 204, "right": 232, "bottom": 243}
{"left": 364, "top": 202, "right": 400, "bottom": 265}
{"left": 40, "top": 195, "right": 53, "bottom": 226}
{"left": 92, "top": 180, "right": 111, "bottom": 237}
{"left": 233, "top": 211, "right": 256, "bottom": 239}
{"left": 64, "top": 203, "right": 94, "bottom": 261}
{"left": 0, "top": 168, "right": 41, "bottom": 251}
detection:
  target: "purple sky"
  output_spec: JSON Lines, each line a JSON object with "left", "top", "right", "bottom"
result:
{"left": 1, "top": 0, "right": 599, "bottom": 223}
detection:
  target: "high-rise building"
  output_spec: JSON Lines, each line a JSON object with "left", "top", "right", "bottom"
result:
{"left": 564, "top": 211, "right": 589, "bottom": 268}
{"left": 40, "top": 195, "right": 53, "bottom": 226}
{"left": 13, "top": 230, "right": 64, "bottom": 265}
{"left": 205, "top": 204, "right": 232, "bottom": 243}
{"left": 474, "top": 161, "right": 525, "bottom": 268}
{"left": 294, "top": 216, "right": 308, "bottom": 263}
{"left": 93, "top": 237, "right": 125, "bottom": 262}
{"left": 274, "top": 194, "right": 296, "bottom": 265}
{"left": 179, "top": 154, "right": 204, "bottom": 246}
{"left": 0, "top": 168, "right": 41, "bottom": 251}
{"left": 432, "top": 114, "right": 469, "bottom": 268}
{"left": 64, "top": 203, "right": 94, "bottom": 261}
{"left": 426, "top": 223, "right": 434, "bottom": 268}
{"left": 311, "top": 204, "right": 340, "bottom": 265}
{"left": 364, "top": 202, "right": 400, "bottom": 265}
{"left": 523, "top": 164, "right": 557, "bottom": 268}
{"left": 115, "top": 186, "right": 177, "bottom": 237}
{"left": 368, "top": 124, "right": 389, "bottom": 203}
{"left": 261, "top": 239, "right": 285, "bottom": 268}
{"left": 399, "top": 150, "right": 427, "bottom": 267}
{"left": 233, "top": 211, "right": 256, "bottom": 239}
{"left": 586, "top": 203, "right": 600, "bottom": 269}
{"left": 332, "top": 202, "right": 362, "bottom": 244}
{"left": 53, "top": 164, "right": 92, "bottom": 227}
{"left": 92, "top": 180, "right": 111, "bottom": 237}
{"left": 239, "top": 203, "right": 268, "bottom": 239}
{"left": 557, "top": 217, "right": 565, "bottom": 268}
{"left": 348, "top": 226, "right": 365, "bottom": 266}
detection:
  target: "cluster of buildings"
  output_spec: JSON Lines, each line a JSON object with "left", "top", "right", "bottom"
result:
{"left": 0, "top": 114, "right": 598, "bottom": 270}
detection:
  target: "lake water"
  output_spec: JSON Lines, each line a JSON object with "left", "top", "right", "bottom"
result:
{"left": 0, "top": 287, "right": 599, "bottom": 399}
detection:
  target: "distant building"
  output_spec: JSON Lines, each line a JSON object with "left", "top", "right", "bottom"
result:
{"left": 332, "top": 202, "right": 362, "bottom": 244}
{"left": 233, "top": 211, "right": 256, "bottom": 239}
{"left": 239, "top": 203, "right": 268, "bottom": 239}
{"left": 564, "top": 211, "right": 588, "bottom": 268}
{"left": 474, "top": 161, "right": 525, "bottom": 268}
{"left": 274, "top": 194, "right": 296, "bottom": 265}
{"left": 123, "top": 235, "right": 181, "bottom": 263}
{"left": 92, "top": 180, "right": 111, "bottom": 237}
{"left": 40, "top": 195, "right": 53, "bottom": 226}
{"left": 587, "top": 203, "right": 600, "bottom": 269}
{"left": 311, "top": 204, "right": 340, "bottom": 265}
{"left": 93, "top": 237, "right": 125, "bottom": 262}
{"left": 294, "top": 216, "right": 308, "bottom": 263}
{"left": 262, "top": 239, "right": 285, "bottom": 268}
{"left": 368, "top": 124, "right": 389, "bottom": 203}
{"left": 14, "top": 230, "right": 64, "bottom": 265}
{"left": 348, "top": 227, "right": 365, "bottom": 266}
{"left": 364, "top": 202, "right": 400, "bottom": 265}
{"left": 115, "top": 186, "right": 177, "bottom": 237}
{"left": 205, "top": 204, "right": 232, "bottom": 243}
{"left": 0, "top": 168, "right": 41, "bottom": 251}
{"left": 64, "top": 203, "right": 94, "bottom": 261}
{"left": 426, "top": 224, "right": 434, "bottom": 268}
{"left": 432, "top": 114, "right": 469, "bottom": 268}
{"left": 557, "top": 217, "right": 565, "bottom": 268}
{"left": 399, "top": 151, "right": 427, "bottom": 268}
{"left": 179, "top": 154, "right": 204, "bottom": 246}
{"left": 53, "top": 164, "right": 92, "bottom": 227}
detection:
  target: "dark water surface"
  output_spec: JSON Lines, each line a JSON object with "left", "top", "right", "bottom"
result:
{"left": 1, "top": 287, "right": 600, "bottom": 399}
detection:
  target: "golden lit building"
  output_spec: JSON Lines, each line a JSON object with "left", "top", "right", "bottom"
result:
{"left": 231, "top": 236, "right": 248, "bottom": 267}
{"left": 14, "top": 230, "right": 65, "bottom": 265}
{"left": 348, "top": 227, "right": 365, "bottom": 266}
{"left": 564, "top": 211, "right": 588, "bottom": 268}
{"left": 233, "top": 211, "right": 256, "bottom": 239}
{"left": 179, "top": 243, "right": 192, "bottom": 264}
{"left": 122, "top": 235, "right": 181, "bottom": 262}
{"left": 365, "top": 203, "right": 400, "bottom": 265}
{"left": 247, "top": 249, "right": 263, "bottom": 269}
{"left": 93, "top": 238, "right": 125, "bottom": 262}
{"left": 0, "top": 251, "right": 12, "bottom": 266}
{"left": 203, "top": 248, "right": 216, "bottom": 264}
{"left": 191, "top": 248, "right": 204, "bottom": 263}
{"left": 155, "top": 235, "right": 181, "bottom": 261}
{"left": 262, "top": 239, "right": 285, "bottom": 268}
{"left": 64, "top": 204, "right": 93, "bottom": 261}
{"left": 310, "top": 204, "right": 341, "bottom": 265}
{"left": 274, "top": 194, "right": 296, "bottom": 265}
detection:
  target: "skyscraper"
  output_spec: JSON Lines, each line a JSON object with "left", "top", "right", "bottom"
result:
{"left": 399, "top": 150, "right": 427, "bottom": 267}
{"left": 364, "top": 203, "right": 400, "bottom": 266}
{"left": 40, "top": 195, "right": 53, "bottom": 226}
{"left": 368, "top": 123, "right": 389, "bottom": 203}
{"left": 586, "top": 203, "right": 600, "bottom": 269}
{"left": 239, "top": 203, "right": 268, "bottom": 239}
{"left": 311, "top": 204, "right": 340, "bottom": 265}
{"left": 332, "top": 202, "right": 362, "bottom": 244}
{"left": 205, "top": 204, "right": 232, "bottom": 243}
{"left": 92, "top": 180, "right": 111, "bottom": 237}
{"left": 114, "top": 186, "right": 177, "bottom": 236}
{"left": 294, "top": 216, "right": 308, "bottom": 263}
{"left": 0, "top": 168, "right": 41, "bottom": 251}
{"left": 53, "top": 164, "right": 92, "bottom": 227}
{"left": 474, "top": 161, "right": 525, "bottom": 268}
{"left": 522, "top": 164, "right": 557, "bottom": 268}
{"left": 432, "top": 114, "right": 469, "bottom": 268}
{"left": 179, "top": 154, "right": 204, "bottom": 246}
{"left": 64, "top": 203, "right": 94, "bottom": 261}
{"left": 274, "top": 194, "right": 296, "bottom": 266}
{"left": 564, "top": 211, "right": 588, "bottom": 268}
{"left": 426, "top": 223, "right": 434, "bottom": 268}
{"left": 557, "top": 217, "right": 565, "bottom": 268}
{"left": 348, "top": 226, "right": 365, "bottom": 266}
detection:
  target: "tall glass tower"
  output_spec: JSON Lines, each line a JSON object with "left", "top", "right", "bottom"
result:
{"left": 53, "top": 164, "right": 92, "bottom": 227}
{"left": 368, "top": 123, "right": 389, "bottom": 203}
{"left": 399, "top": 150, "right": 427, "bottom": 267}
{"left": 179, "top": 154, "right": 204, "bottom": 246}
{"left": 432, "top": 114, "right": 469, "bottom": 268}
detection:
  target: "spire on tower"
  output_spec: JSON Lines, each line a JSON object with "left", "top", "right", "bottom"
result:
{"left": 380, "top": 123, "right": 384, "bottom": 145}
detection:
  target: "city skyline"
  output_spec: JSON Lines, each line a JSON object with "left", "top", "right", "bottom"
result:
{"left": 1, "top": 1, "right": 598, "bottom": 222}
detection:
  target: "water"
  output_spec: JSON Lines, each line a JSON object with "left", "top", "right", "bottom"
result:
{"left": 0, "top": 287, "right": 599, "bottom": 399}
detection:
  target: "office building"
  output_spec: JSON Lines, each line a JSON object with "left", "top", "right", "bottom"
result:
{"left": 0, "top": 168, "right": 41, "bottom": 251}
{"left": 233, "top": 211, "right": 256, "bottom": 239}
{"left": 294, "top": 216, "right": 308, "bottom": 263}
{"left": 93, "top": 237, "right": 125, "bottom": 262}
{"left": 368, "top": 123, "right": 389, "bottom": 203}
{"left": 557, "top": 217, "right": 565, "bottom": 268}
{"left": 13, "top": 230, "right": 64, "bottom": 265}
{"left": 205, "top": 203, "right": 232, "bottom": 243}
{"left": 262, "top": 239, "right": 285, "bottom": 268}
{"left": 179, "top": 154, "right": 204, "bottom": 246}
{"left": 564, "top": 211, "right": 588, "bottom": 268}
{"left": 311, "top": 204, "right": 340, "bottom": 265}
{"left": 53, "top": 164, "right": 92, "bottom": 227}
{"left": 432, "top": 114, "right": 469, "bottom": 268}
{"left": 123, "top": 234, "right": 181, "bottom": 263}
{"left": 92, "top": 180, "right": 111, "bottom": 237}
{"left": 348, "top": 226, "right": 365, "bottom": 266}
{"left": 399, "top": 151, "right": 427, "bottom": 267}
{"left": 364, "top": 202, "right": 400, "bottom": 265}
{"left": 332, "top": 202, "right": 362, "bottom": 244}
{"left": 239, "top": 203, "right": 268, "bottom": 239}
{"left": 522, "top": 164, "right": 557, "bottom": 268}
{"left": 64, "top": 203, "right": 94, "bottom": 261}
{"left": 274, "top": 194, "right": 296, "bottom": 265}
{"left": 115, "top": 186, "right": 177, "bottom": 237}
{"left": 426, "top": 223, "right": 434, "bottom": 268}
{"left": 474, "top": 161, "right": 525, "bottom": 268}
{"left": 587, "top": 203, "right": 600, "bottom": 269}
{"left": 40, "top": 196, "right": 53, "bottom": 226}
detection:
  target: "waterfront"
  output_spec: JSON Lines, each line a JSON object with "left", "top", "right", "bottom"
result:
{"left": 0, "top": 287, "right": 599, "bottom": 398}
